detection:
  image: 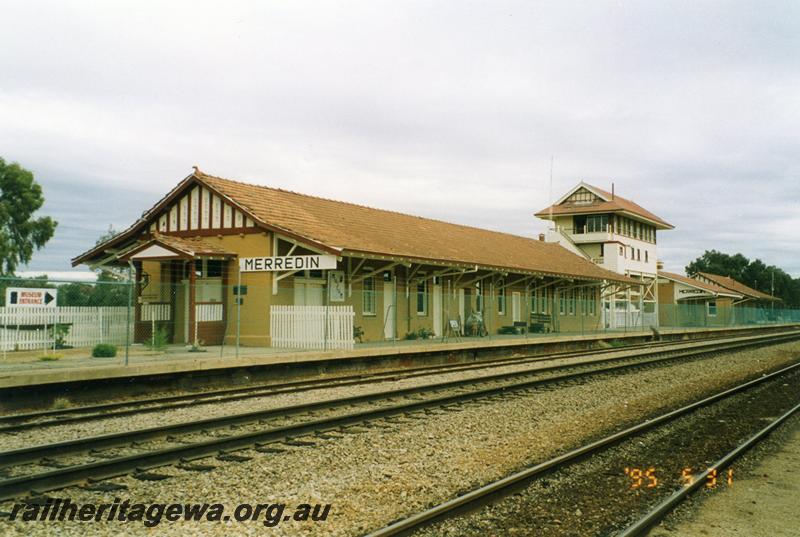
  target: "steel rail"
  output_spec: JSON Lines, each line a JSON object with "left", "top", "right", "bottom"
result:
{"left": 617, "top": 399, "right": 800, "bottom": 536}
{"left": 0, "top": 340, "right": 792, "bottom": 500}
{"left": 2, "top": 331, "right": 791, "bottom": 433}
{"left": 3, "top": 333, "right": 793, "bottom": 469}
{"left": 363, "top": 361, "right": 800, "bottom": 537}
{"left": 0, "top": 334, "right": 738, "bottom": 426}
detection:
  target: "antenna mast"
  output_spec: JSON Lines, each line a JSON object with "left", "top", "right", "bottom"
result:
{"left": 548, "top": 156, "right": 554, "bottom": 228}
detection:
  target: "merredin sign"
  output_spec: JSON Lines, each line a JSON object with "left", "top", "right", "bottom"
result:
{"left": 239, "top": 255, "right": 338, "bottom": 272}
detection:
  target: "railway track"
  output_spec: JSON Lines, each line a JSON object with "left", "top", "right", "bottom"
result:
{"left": 617, "top": 398, "right": 800, "bottom": 536}
{"left": 1, "top": 330, "right": 793, "bottom": 433}
{"left": 365, "top": 360, "right": 800, "bottom": 536}
{"left": 0, "top": 331, "right": 797, "bottom": 501}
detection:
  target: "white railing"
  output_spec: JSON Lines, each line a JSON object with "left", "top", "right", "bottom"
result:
{"left": 0, "top": 306, "right": 132, "bottom": 351}
{"left": 610, "top": 311, "right": 659, "bottom": 330}
{"left": 270, "top": 305, "right": 355, "bottom": 350}
{"left": 141, "top": 303, "right": 171, "bottom": 321}
{"left": 196, "top": 303, "right": 223, "bottom": 322}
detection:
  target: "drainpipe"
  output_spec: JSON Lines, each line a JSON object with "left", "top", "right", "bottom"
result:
{"left": 126, "top": 261, "right": 135, "bottom": 366}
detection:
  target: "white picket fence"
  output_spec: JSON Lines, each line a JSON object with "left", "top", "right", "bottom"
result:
{"left": 270, "top": 305, "right": 355, "bottom": 350}
{"left": 0, "top": 306, "right": 132, "bottom": 351}
{"left": 196, "top": 303, "right": 223, "bottom": 322}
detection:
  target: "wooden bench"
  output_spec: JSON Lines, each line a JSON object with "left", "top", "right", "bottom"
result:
{"left": 529, "top": 313, "right": 551, "bottom": 333}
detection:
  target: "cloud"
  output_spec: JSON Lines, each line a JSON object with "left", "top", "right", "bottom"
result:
{"left": 1, "top": 0, "right": 798, "bottom": 275}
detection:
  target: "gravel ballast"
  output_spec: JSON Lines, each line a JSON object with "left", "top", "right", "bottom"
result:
{"left": 1, "top": 341, "right": 799, "bottom": 536}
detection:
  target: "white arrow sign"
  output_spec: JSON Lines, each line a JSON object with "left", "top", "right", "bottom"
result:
{"left": 5, "top": 287, "right": 58, "bottom": 307}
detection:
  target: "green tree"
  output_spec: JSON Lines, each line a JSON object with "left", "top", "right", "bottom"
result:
{"left": 686, "top": 250, "right": 800, "bottom": 308}
{"left": 58, "top": 226, "right": 130, "bottom": 307}
{"left": 0, "top": 158, "right": 57, "bottom": 275}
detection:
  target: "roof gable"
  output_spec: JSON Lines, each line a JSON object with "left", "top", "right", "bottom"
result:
{"left": 536, "top": 182, "right": 674, "bottom": 229}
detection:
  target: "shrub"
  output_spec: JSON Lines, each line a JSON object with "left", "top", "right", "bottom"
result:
{"left": 92, "top": 343, "right": 117, "bottom": 358}
{"left": 51, "top": 324, "right": 72, "bottom": 349}
{"left": 38, "top": 354, "right": 61, "bottom": 361}
{"left": 145, "top": 327, "right": 169, "bottom": 351}
{"left": 416, "top": 328, "right": 434, "bottom": 339}
{"left": 404, "top": 331, "right": 419, "bottom": 340}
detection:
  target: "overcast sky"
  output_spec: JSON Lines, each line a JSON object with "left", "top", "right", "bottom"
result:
{"left": 2, "top": 0, "right": 798, "bottom": 279}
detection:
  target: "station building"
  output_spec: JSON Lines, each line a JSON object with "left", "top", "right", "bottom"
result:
{"left": 657, "top": 271, "right": 780, "bottom": 327}
{"left": 72, "top": 169, "right": 638, "bottom": 349}
{"left": 535, "top": 182, "right": 673, "bottom": 329}
{"left": 656, "top": 271, "right": 742, "bottom": 326}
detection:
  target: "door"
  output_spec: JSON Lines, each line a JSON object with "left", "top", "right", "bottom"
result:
{"left": 432, "top": 283, "right": 442, "bottom": 337}
{"left": 512, "top": 292, "right": 521, "bottom": 323}
{"left": 294, "top": 280, "right": 324, "bottom": 306}
{"left": 383, "top": 280, "right": 395, "bottom": 339}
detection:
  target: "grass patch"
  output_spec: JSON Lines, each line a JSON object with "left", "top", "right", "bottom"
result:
{"left": 38, "top": 354, "right": 62, "bottom": 362}
{"left": 52, "top": 397, "right": 71, "bottom": 409}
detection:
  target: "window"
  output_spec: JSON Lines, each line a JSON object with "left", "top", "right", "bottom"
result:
{"left": 540, "top": 288, "right": 548, "bottom": 314}
{"left": 619, "top": 245, "right": 624, "bottom": 256}
{"left": 599, "top": 243, "right": 604, "bottom": 258}
{"left": 645, "top": 251, "right": 649, "bottom": 263}
{"left": 707, "top": 300, "right": 717, "bottom": 317}
{"left": 586, "top": 214, "right": 609, "bottom": 233}
{"left": 497, "top": 282, "right": 506, "bottom": 315}
{"left": 362, "top": 277, "right": 376, "bottom": 316}
{"left": 637, "top": 249, "right": 641, "bottom": 261}
{"left": 559, "top": 290, "right": 566, "bottom": 315}
{"left": 206, "top": 260, "right": 223, "bottom": 278}
{"left": 416, "top": 280, "right": 428, "bottom": 315}
{"left": 193, "top": 259, "right": 223, "bottom": 302}
{"left": 568, "top": 289, "right": 576, "bottom": 315}
{"left": 588, "top": 289, "right": 596, "bottom": 315}
{"left": 531, "top": 289, "right": 538, "bottom": 314}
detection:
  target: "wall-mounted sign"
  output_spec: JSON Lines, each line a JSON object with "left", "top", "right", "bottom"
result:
{"left": 328, "top": 271, "right": 345, "bottom": 302}
{"left": 239, "top": 255, "right": 338, "bottom": 272}
{"left": 5, "top": 287, "right": 57, "bottom": 307}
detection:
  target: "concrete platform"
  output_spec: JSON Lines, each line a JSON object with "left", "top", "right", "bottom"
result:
{"left": 1, "top": 324, "right": 797, "bottom": 392}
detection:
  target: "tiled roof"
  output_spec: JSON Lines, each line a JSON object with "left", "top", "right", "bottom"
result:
{"left": 659, "top": 271, "right": 742, "bottom": 298}
{"left": 535, "top": 183, "right": 673, "bottom": 229}
{"left": 695, "top": 272, "right": 779, "bottom": 301}
{"left": 194, "top": 172, "right": 635, "bottom": 284}
{"left": 122, "top": 235, "right": 235, "bottom": 260}
{"left": 152, "top": 235, "right": 234, "bottom": 257}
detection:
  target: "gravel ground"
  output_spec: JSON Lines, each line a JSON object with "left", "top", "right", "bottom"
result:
{"left": 0, "top": 339, "right": 727, "bottom": 450}
{"left": 646, "top": 412, "right": 800, "bottom": 537}
{"left": 416, "top": 364, "right": 800, "bottom": 536}
{"left": 1, "top": 341, "right": 798, "bottom": 537}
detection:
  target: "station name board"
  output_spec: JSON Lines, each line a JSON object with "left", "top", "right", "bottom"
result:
{"left": 239, "top": 255, "right": 338, "bottom": 272}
